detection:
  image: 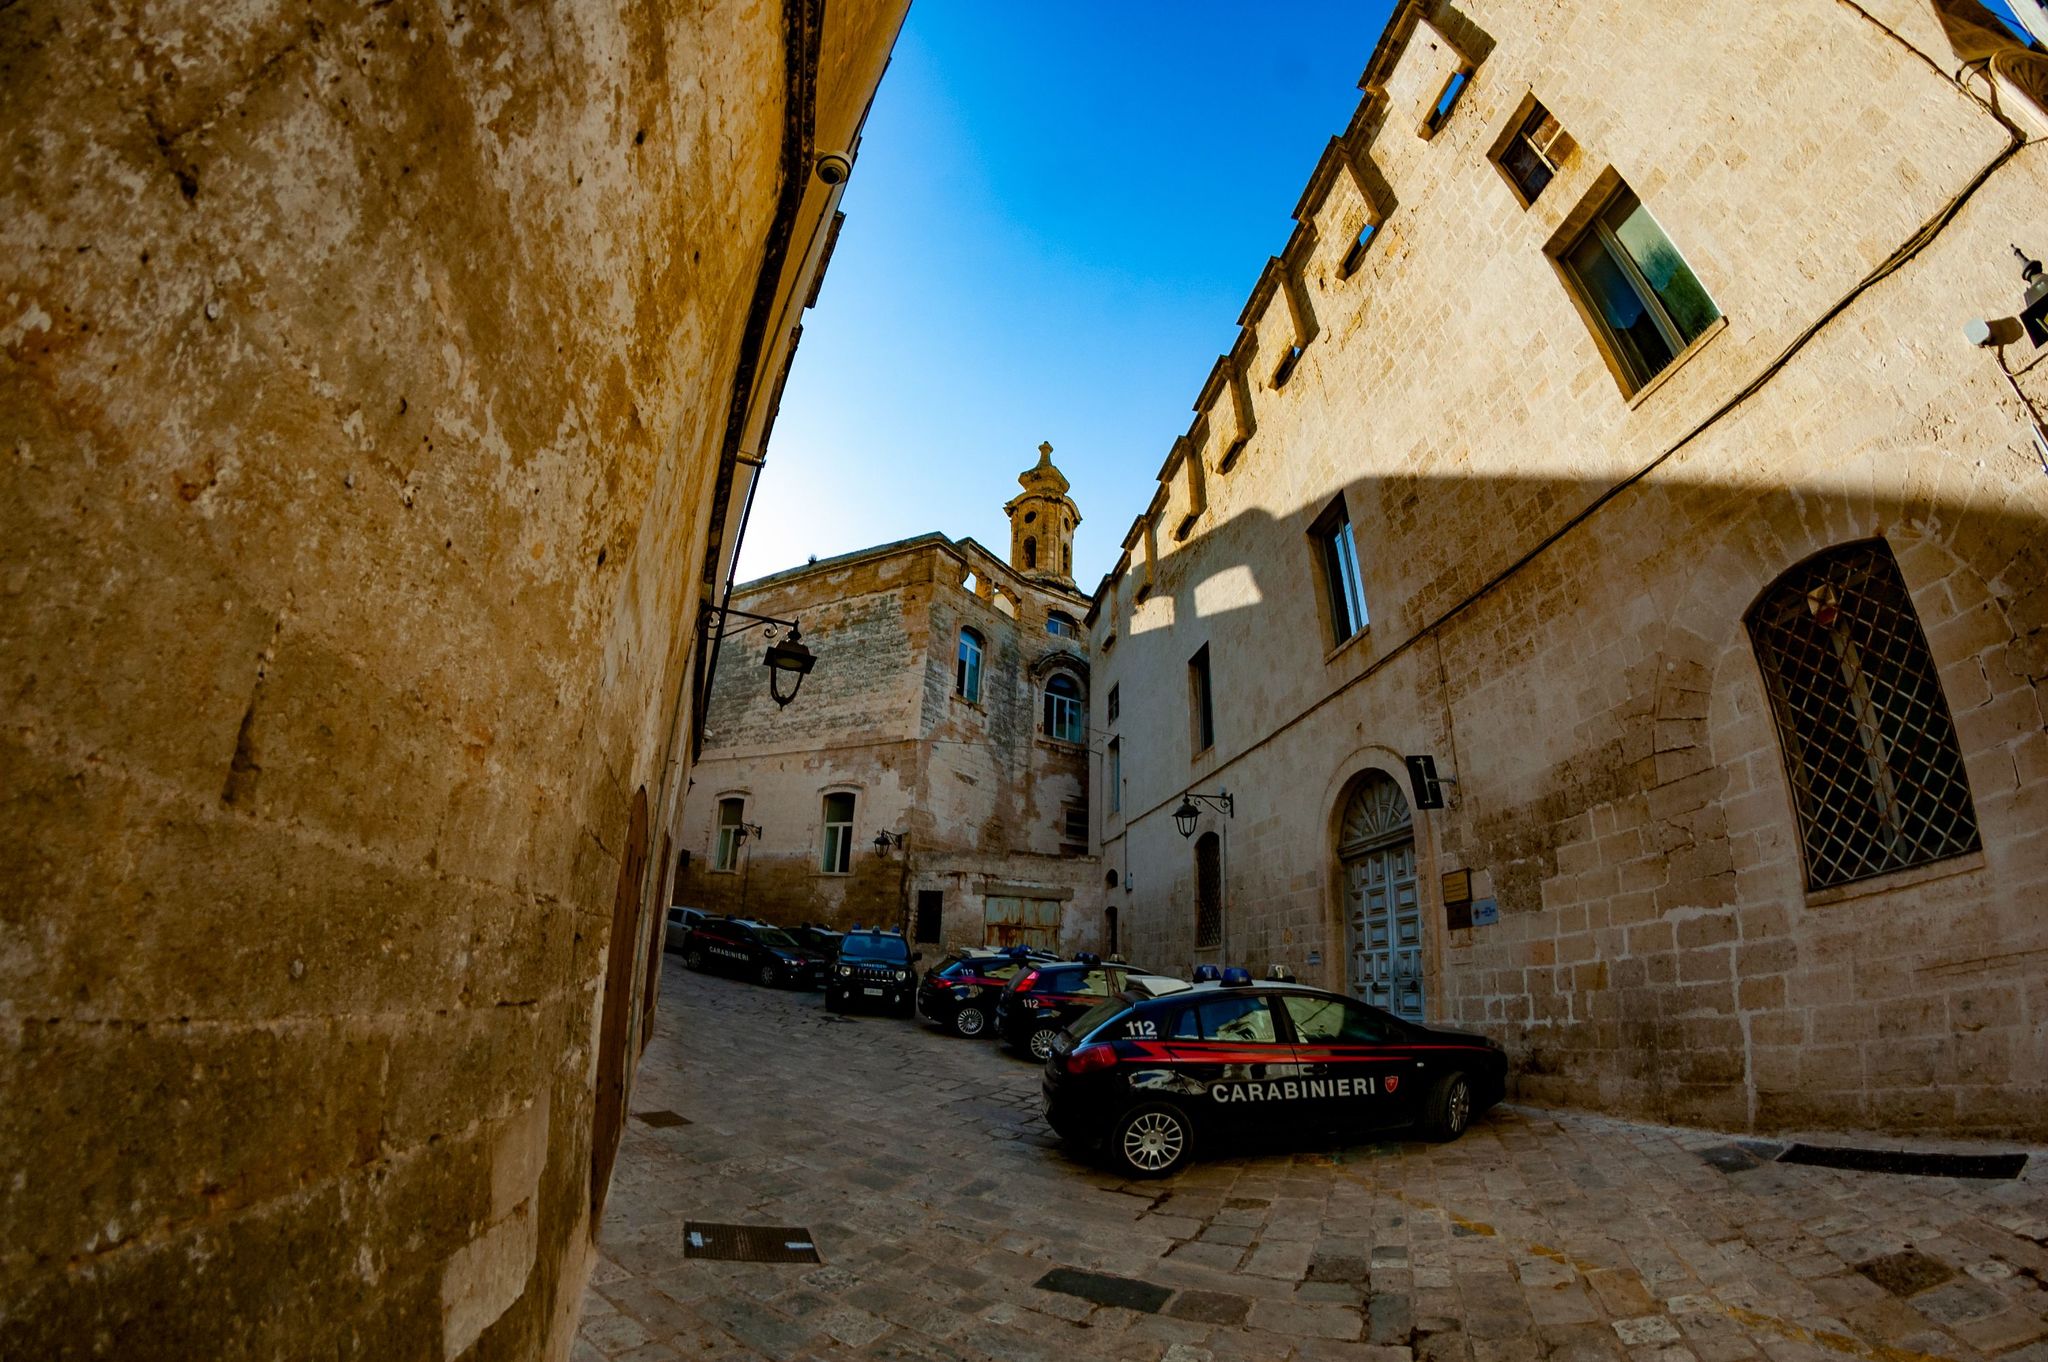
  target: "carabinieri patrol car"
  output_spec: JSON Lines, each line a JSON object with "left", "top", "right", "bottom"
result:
{"left": 1040, "top": 971, "right": 1507, "bottom": 1178}
{"left": 679, "top": 918, "right": 823, "bottom": 989}
{"left": 916, "top": 945, "right": 1057, "bottom": 1038}
{"left": 994, "top": 955, "right": 1173, "bottom": 1059}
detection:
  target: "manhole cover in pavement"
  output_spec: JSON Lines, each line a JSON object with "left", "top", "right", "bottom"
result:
{"left": 1779, "top": 1144, "right": 2027, "bottom": 1180}
{"left": 1700, "top": 1144, "right": 1760, "bottom": 1173}
{"left": 1855, "top": 1250, "right": 1957, "bottom": 1297}
{"left": 684, "top": 1223, "right": 821, "bottom": 1264}
{"left": 635, "top": 1110, "right": 691, "bottom": 1128}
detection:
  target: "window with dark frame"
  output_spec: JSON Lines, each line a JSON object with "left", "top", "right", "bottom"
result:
{"left": 1046, "top": 611, "right": 1078, "bottom": 637}
{"left": 955, "top": 627, "right": 983, "bottom": 704}
{"left": 1311, "top": 497, "right": 1369, "bottom": 644}
{"left": 1747, "top": 540, "right": 1980, "bottom": 891}
{"left": 1107, "top": 683, "right": 1120, "bottom": 725}
{"left": 713, "top": 797, "right": 745, "bottom": 872}
{"left": 1061, "top": 800, "right": 1089, "bottom": 846}
{"left": 1189, "top": 644, "right": 1215, "bottom": 754}
{"left": 820, "top": 791, "right": 856, "bottom": 874}
{"left": 914, "top": 890, "right": 943, "bottom": 944}
{"left": 1043, "top": 673, "right": 1085, "bottom": 743}
{"left": 1194, "top": 831, "right": 1222, "bottom": 949}
{"left": 1498, "top": 101, "right": 1570, "bottom": 204}
{"left": 1559, "top": 184, "right": 1720, "bottom": 393}
{"left": 1107, "top": 738, "right": 1121, "bottom": 814}
{"left": 1340, "top": 221, "right": 1378, "bottom": 277}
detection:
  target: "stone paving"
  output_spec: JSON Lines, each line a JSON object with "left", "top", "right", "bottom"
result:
{"left": 578, "top": 962, "right": 2048, "bottom": 1362}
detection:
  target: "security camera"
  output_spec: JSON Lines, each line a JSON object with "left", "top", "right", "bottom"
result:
{"left": 814, "top": 152, "right": 852, "bottom": 186}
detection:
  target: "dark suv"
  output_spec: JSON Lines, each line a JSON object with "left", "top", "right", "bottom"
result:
{"left": 826, "top": 930, "right": 920, "bottom": 1015}
{"left": 917, "top": 946, "right": 1057, "bottom": 1038}
{"left": 1041, "top": 977, "right": 1508, "bottom": 1177}
{"left": 995, "top": 957, "right": 1170, "bottom": 1059}
{"left": 681, "top": 918, "right": 822, "bottom": 989}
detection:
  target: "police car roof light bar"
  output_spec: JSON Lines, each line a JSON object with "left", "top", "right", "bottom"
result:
{"left": 1075, "top": 951, "right": 1101, "bottom": 965}
{"left": 1221, "top": 967, "right": 1253, "bottom": 987}
{"left": 1192, "top": 964, "right": 1223, "bottom": 984}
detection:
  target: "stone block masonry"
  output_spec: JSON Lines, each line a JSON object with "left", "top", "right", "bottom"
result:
{"left": 0, "top": 1, "right": 905, "bottom": 1357}
{"left": 1089, "top": 0, "right": 2048, "bottom": 1139}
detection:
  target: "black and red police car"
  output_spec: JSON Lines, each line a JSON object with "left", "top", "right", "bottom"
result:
{"left": 917, "top": 946, "right": 1057, "bottom": 1038}
{"left": 1040, "top": 969, "right": 1507, "bottom": 1178}
{"left": 679, "top": 917, "right": 824, "bottom": 989}
{"left": 825, "top": 928, "right": 921, "bottom": 1015}
{"left": 994, "top": 955, "right": 1176, "bottom": 1059}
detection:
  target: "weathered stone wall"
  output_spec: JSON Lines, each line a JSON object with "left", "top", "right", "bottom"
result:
{"left": 681, "top": 534, "right": 1099, "bottom": 942}
{"left": 1, "top": 0, "right": 903, "bottom": 1355}
{"left": 1094, "top": 0, "right": 2048, "bottom": 1137}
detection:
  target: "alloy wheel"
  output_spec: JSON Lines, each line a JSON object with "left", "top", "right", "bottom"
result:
{"left": 1028, "top": 1027, "right": 1059, "bottom": 1060}
{"left": 1120, "top": 1110, "right": 1186, "bottom": 1173}
{"left": 954, "top": 1007, "right": 986, "bottom": 1038}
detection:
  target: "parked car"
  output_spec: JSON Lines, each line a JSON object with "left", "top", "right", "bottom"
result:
{"left": 917, "top": 945, "right": 1058, "bottom": 1038}
{"left": 681, "top": 917, "right": 823, "bottom": 989}
{"left": 663, "top": 906, "right": 717, "bottom": 953}
{"left": 825, "top": 929, "right": 920, "bottom": 1015}
{"left": 786, "top": 926, "right": 844, "bottom": 986}
{"left": 993, "top": 955, "right": 1184, "bottom": 1060}
{"left": 1041, "top": 973, "right": 1508, "bottom": 1178}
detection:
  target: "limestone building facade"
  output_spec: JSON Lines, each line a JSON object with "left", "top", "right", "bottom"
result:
{"left": 1, "top": 2, "right": 906, "bottom": 1356}
{"left": 1088, "top": 0, "right": 2048, "bottom": 1139}
{"left": 678, "top": 447, "right": 1104, "bottom": 952}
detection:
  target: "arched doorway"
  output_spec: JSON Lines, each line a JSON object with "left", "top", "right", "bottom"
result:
{"left": 1337, "top": 771, "right": 1422, "bottom": 1022}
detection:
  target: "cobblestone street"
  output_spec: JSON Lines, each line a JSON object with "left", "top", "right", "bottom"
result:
{"left": 579, "top": 964, "right": 2048, "bottom": 1362}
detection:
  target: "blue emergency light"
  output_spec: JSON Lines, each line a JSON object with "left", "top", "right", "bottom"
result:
{"left": 1192, "top": 965, "right": 1222, "bottom": 984}
{"left": 1221, "top": 967, "right": 1253, "bottom": 987}
{"left": 1075, "top": 951, "right": 1101, "bottom": 965}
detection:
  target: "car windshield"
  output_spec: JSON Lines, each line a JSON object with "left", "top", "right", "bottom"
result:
{"left": 840, "top": 933, "right": 908, "bottom": 962}
{"left": 1068, "top": 999, "right": 1133, "bottom": 1041}
{"left": 755, "top": 927, "right": 798, "bottom": 949}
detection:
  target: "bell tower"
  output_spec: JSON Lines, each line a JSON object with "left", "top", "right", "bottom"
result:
{"left": 1005, "top": 441, "right": 1081, "bottom": 585}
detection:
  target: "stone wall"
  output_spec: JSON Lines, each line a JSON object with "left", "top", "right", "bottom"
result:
{"left": 1093, "top": 0, "right": 2048, "bottom": 1138}
{"left": 1, "top": 0, "right": 903, "bottom": 1356}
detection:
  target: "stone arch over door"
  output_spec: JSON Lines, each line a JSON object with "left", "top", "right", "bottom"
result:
{"left": 1336, "top": 770, "right": 1422, "bottom": 1021}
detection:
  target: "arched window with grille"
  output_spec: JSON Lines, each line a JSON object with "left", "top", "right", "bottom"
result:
{"left": 1043, "top": 672, "right": 1084, "bottom": 743}
{"left": 1745, "top": 540, "right": 1979, "bottom": 891}
{"left": 955, "top": 627, "right": 983, "bottom": 704}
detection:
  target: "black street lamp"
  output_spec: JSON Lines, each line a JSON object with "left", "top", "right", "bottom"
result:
{"left": 872, "top": 830, "right": 905, "bottom": 856}
{"left": 707, "top": 603, "right": 818, "bottom": 709}
{"left": 1173, "top": 790, "right": 1234, "bottom": 838}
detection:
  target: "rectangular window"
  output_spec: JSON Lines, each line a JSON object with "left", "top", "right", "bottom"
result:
{"left": 1106, "top": 684, "right": 1120, "bottom": 725}
{"left": 1189, "top": 644, "right": 1215, "bottom": 754}
{"left": 714, "top": 797, "right": 745, "bottom": 872}
{"left": 1312, "top": 497, "right": 1368, "bottom": 644}
{"left": 1498, "top": 101, "right": 1569, "bottom": 205}
{"left": 1340, "top": 221, "right": 1378, "bottom": 277}
{"left": 820, "top": 791, "right": 855, "bottom": 874}
{"left": 1424, "top": 68, "right": 1469, "bottom": 135}
{"left": 955, "top": 629, "right": 983, "bottom": 704}
{"left": 1194, "top": 830, "right": 1222, "bottom": 948}
{"left": 1062, "top": 801, "right": 1089, "bottom": 845}
{"left": 914, "top": 890, "right": 943, "bottom": 944}
{"left": 1560, "top": 185, "right": 1720, "bottom": 393}
{"left": 1108, "top": 738, "right": 1122, "bottom": 814}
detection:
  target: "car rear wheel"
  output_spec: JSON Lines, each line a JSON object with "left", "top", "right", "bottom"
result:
{"left": 952, "top": 1006, "right": 988, "bottom": 1039}
{"left": 1026, "top": 1025, "right": 1061, "bottom": 1060}
{"left": 1110, "top": 1103, "right": 1192, "bottom": 1178}
{"left": 684, "top": 947, "right": 707, "bottom": 971}
{"left": 757, "top": 962, "right": 779, "bottom": 988}
{"left": 1423, "top": 1070, "right": 1473, "bottom": 1142}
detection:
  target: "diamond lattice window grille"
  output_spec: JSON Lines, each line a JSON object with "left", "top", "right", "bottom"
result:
{"left": 1746, "top": 540, "right": 1979, "bottom": 891}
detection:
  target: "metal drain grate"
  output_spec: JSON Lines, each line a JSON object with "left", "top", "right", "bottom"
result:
{"left": 683, "top": 1223, "right": 821, "bottom": 1264}
{"left": 634, "top": 1110, "right": 691, "bottom": 1128}
{"left": 1778, "top": 1144, "right": 2026, "bottom": 1180}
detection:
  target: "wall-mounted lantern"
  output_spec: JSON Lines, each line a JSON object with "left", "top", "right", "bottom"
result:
{"left": 1172, "top": 790, "right": 1234, "bottom": 838}
{"left": 871, "top": 830, "right": 905, "bottom": 857}
{"left": 707, "top": 602, "right": 818, "bottom": 709}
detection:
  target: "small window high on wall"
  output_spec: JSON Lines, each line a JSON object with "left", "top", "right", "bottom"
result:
{"left": 956, "top": 628, "right": 983, "bottom": 704}
{"left": 1311, "top": 496, "right": 1368, "bottom": 645}
{"left": 1746, "top": 540, "right": 1980, "bottom": 891}
{"left": 820, "top": 791, "right": 856, "bottom": 875}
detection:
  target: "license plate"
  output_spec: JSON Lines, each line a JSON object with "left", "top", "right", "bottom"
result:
{"left": 862, "top": 987, "right": 883, "bottom": 997}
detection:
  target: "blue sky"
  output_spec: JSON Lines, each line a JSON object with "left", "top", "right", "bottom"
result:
{"left": 738, "top": 2, "right": 1392, "bottom": 589}
{"left": 739, "top": 1, "right": 2042, "bottom": 590}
